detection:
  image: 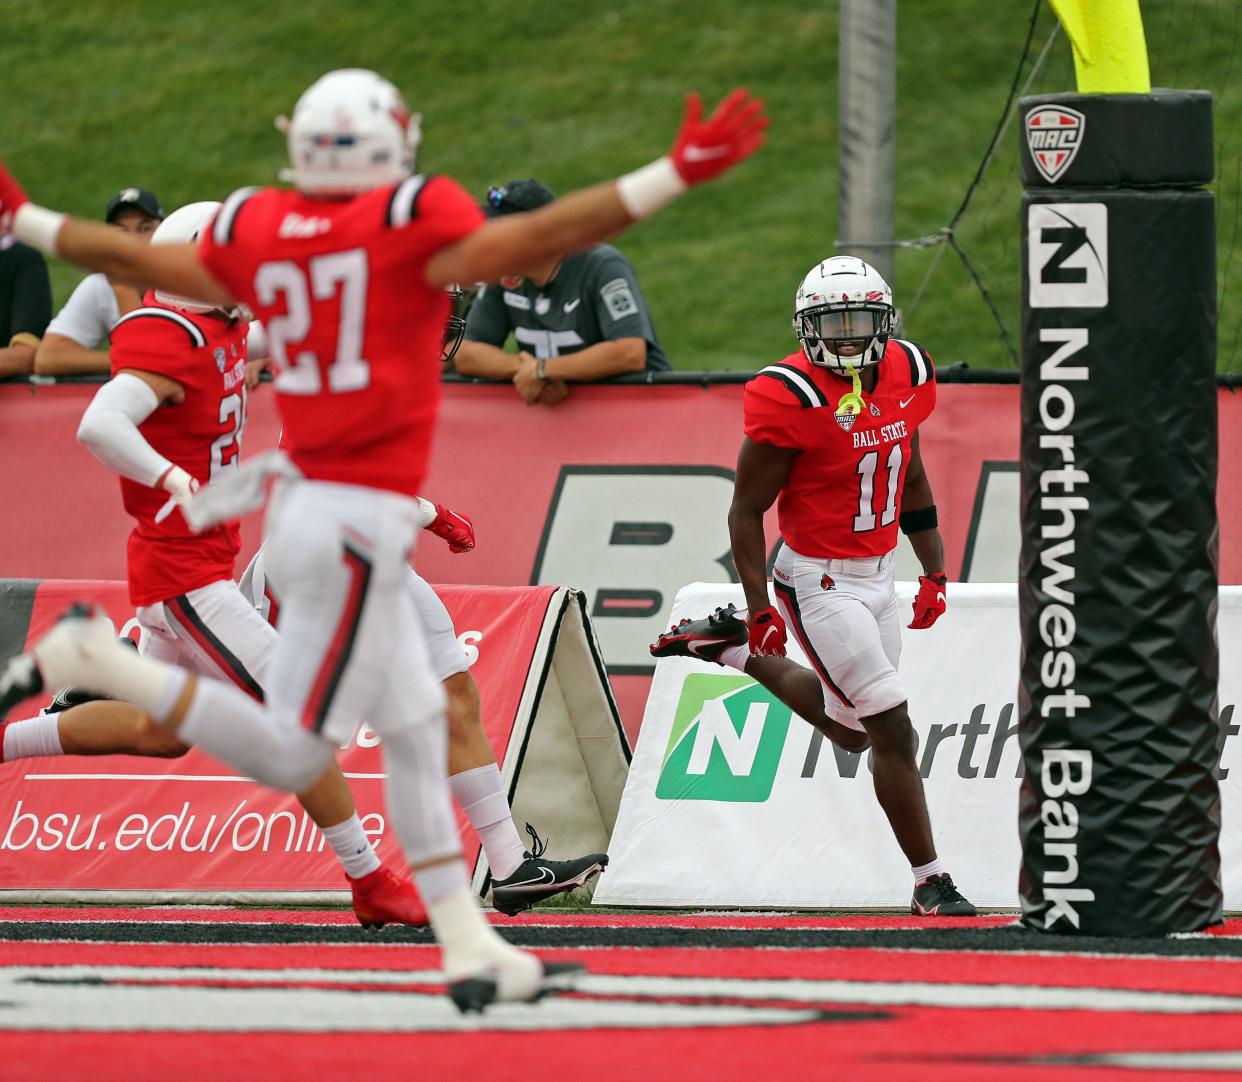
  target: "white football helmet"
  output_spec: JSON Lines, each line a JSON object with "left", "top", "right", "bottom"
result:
{"left": 150, "top": 201, "right": 222, "bottom": 314}
{"left": 281, "top": 68, "right": 421, "bottom": 195}
{"left": 793, "top": 256, "right": 895, "bottom": 373}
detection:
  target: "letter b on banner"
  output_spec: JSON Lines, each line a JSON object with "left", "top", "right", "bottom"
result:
{"left": 534, "top": 467, "right": 738, "bottom": 672}
{"left": 1018, "top": 91, "right": 1222, "bottom": 935}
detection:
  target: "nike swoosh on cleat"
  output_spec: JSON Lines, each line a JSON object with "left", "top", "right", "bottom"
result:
{"left": 687, "top": 638, "right": 734, "bottom": 657}
{"left": 499, "top": 867, "right": 557, "bottom": 890}
{"left": 936, "top": 593, "right": 946, "bottom": 606}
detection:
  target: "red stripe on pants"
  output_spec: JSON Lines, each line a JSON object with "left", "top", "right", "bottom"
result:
{"left": 300, "top": 547, "right": 369, "bottom": 732}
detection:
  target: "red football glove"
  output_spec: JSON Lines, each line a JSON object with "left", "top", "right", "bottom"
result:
{"left": 0, "top": 159, "right": 31, "bottom": 234}
{"left": 747, "top": 605, "right": 787, "bottom": 657}
{"left": 426, "top": 503, "right": 475, "bottom": 553}
{"left": 909, "top": 572, "right": 948, "bottom": 630}
{"left": 670, "top": 88, "right": 768, "bottom": 186}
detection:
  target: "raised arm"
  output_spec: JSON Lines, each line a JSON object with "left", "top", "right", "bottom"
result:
{"left": 0, "top": 166, "right": 234, "bottom": 309}
{"left": 424, "top": 89, "right": 766, "bottom": 288}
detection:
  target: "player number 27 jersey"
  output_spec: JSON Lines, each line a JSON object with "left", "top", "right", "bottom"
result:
{"left": 196, "top": 175, "right": 484, "bottom": 497}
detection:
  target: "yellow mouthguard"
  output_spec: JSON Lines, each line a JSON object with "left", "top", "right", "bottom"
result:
{"left": 835, "top": 368, "right": 866, "bottom": 418}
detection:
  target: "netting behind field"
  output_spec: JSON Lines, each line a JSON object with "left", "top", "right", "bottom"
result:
{"left": 892, "top": 0, "right": 1241, "bottom": 372}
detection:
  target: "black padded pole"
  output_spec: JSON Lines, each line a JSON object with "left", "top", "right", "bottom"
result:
{"left": 1017, "top": 90, "right": 1221, "bottom": 935}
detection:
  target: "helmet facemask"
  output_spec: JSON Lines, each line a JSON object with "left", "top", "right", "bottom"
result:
{"left": 442, "top": 287, "right": 466, "bottom": 364}
{"left": 796, "top": 302, "right": 893, "bottom": 374}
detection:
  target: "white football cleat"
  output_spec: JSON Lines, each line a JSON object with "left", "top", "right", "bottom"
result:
{"left": 444, "top": 938, "right": 581, "bottom": 1013}
{"left": 0, "top": 603, "right": 118, "bottom": 716}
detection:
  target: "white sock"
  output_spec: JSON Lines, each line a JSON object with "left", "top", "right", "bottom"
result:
{"left": 414, "top": 858, "right": 470, "bottom": 905}
{"left": 321, "top": 815, "right": 381, "bottom": 878}
{"left": 449, "top": 764, "right": 525, "bottom": 879}
{"left": 2, "top": 715, "right": 64, "bottom": 762}
{"left": 427, "top": 885, "right": 503, "bottom": 974}
{"left": 912, "top": 858, "right": 945, "bottom": 883}
{"left": 427, "top": 884, "right": 538, "bottom": 995}
{"left": 718, "top": 644, "right": 751, "bottom": 672}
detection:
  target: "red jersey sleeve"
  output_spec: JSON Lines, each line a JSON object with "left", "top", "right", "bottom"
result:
{"left": 390, "top": 175, "right": 485, "bottom": 263}
{"left": 744, "top": 374, "right": 809, "bottom": 450}
{"left": 196, "top": 187, "right": 261, "bottom": 310}
{"left": 109, "top": 311, "right": 204, "bottom": 385}
{"left": 890, "top": 338, "right": 937, "bottom": 425}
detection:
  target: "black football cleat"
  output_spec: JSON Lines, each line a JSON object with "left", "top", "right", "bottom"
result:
{"left": 490, "top": 824, "right": 608, "bottom": 917}
{"left": 911, "top": 873, "right": 977, "bottom": 917}
{"left": 649, "top": 603, "right": 748, "bottom": 664}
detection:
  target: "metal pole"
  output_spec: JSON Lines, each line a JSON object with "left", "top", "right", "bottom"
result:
{"left": 838, "top": 0, "right": 897, "bottom": 284}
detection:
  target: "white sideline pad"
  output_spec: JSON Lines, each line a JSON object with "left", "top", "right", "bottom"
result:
{"left": 596, "top": 583, "right": 1242, "bottom": 909}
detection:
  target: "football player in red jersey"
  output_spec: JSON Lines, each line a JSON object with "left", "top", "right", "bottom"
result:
{"left": 652, "top": 257, "right": 976, "bottom": 917}
{"left": 0, "top": 69, "right": 766, "bottom": 1008}
{"left": 0, "top": 201, "right": 429, "bottom": 928}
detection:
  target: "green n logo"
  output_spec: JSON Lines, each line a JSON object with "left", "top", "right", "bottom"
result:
{"left": 655, "top": 675, "right": 791, "bottom": 803}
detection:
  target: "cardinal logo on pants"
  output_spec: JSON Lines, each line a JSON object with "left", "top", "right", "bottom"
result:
{"left": 820, "top": 574, "right": 836, "bottom": 591}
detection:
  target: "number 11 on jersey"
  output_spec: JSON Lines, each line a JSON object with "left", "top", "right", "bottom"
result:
{"left": 853, "top": 444, "right": 903, "bottom": 533}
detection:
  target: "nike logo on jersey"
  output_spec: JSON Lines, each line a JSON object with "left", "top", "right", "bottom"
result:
{"left": 899, "top": 395, "right": 916, "bottom": 409}
{"left": 682, "top": 144, "right": 730, "bottom": 162}
{"left": 563, "top": 299, "right": 581, "bottom": 313}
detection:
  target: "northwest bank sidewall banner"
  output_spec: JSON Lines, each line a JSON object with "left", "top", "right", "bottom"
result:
{"left": 594, "top": 583, "right": 1242, "bottom": 910}
{"left": 0, "top": 581, "right": 558, "bottom": 892}
{"left": 4, "top": 381, "right": 1242, "bottom": 736}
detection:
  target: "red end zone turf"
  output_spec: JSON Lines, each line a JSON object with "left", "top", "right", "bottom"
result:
{"left": 0, "top": 908, "right": 1239, "bottom": 1082}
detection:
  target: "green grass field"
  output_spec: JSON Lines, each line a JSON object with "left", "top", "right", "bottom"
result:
{"left": 3, "top": 0, "right": 1238, "bottom": 371}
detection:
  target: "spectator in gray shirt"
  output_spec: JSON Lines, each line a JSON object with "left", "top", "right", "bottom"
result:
{"left": 454, "top": 179, "right": 669, "bottom": 406}
{"left": 34, "top": 187, "right": 165, "bottom": 376}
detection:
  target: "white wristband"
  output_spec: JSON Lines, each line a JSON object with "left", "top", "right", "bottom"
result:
{"left": 12, "top": 204, "right": 66, "bottom": 254}
{"left": 616, "top": 156, "right": 688, "bottom": 220}
{"left": 416, "top": 496, "right": 438, "bottom": 528}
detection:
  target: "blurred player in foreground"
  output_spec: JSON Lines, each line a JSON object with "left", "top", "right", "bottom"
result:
{"left": 651, "top": 256, "right": 976, "bottom": 917}
{"left": 0, "top": 69, "right": 766, "bottom": 1009}
{"left": 2, "top": 285, "right": 607, "bottom": 920}
{"left": 2, "top": 200, "right": 429, "bottom": 927}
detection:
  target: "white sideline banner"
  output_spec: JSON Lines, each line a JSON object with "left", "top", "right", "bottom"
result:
{"left": 595, "top": 583, "right": 1242, "bottom": 909}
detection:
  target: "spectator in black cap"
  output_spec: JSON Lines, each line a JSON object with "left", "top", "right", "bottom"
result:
{"left": 0, "top": 234, "right": 52, "bottom": 377}
{"left": 35, "top": 186, "right": 165, "bottom": 376}
{"left": 455, "top": 178, "right": 669, "bottom": 406}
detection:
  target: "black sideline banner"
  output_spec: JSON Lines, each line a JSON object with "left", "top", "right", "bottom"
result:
{"left": 1018, "top": 91, "right": 1221, "bottom": 935}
